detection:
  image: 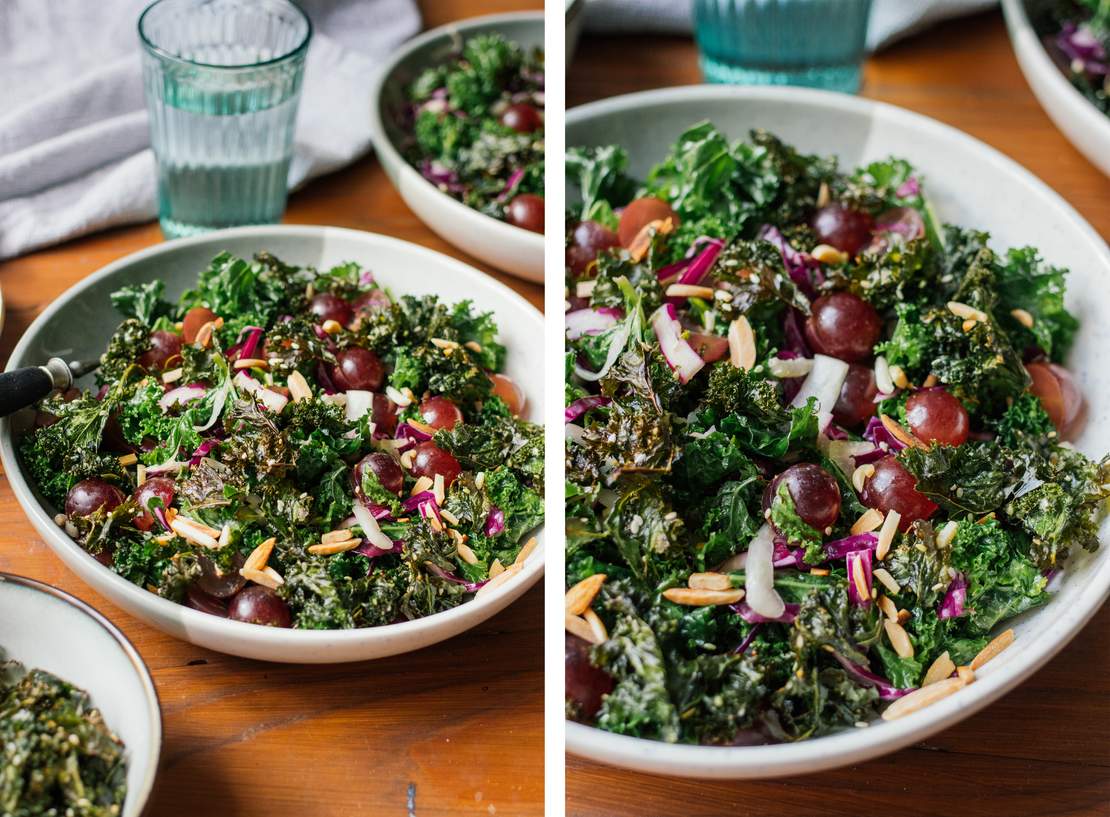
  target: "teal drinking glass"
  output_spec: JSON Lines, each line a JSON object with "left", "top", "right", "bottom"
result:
{"left": 139, "top": 0, "right": 311, "bottom": 238}
{"left": 693, "top": 0, "right": 873, "bottom": 93}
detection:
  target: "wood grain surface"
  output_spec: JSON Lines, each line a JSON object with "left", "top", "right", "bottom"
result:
{"left": 566, "top": 10, "right": 1110, "bottom": 817}
{"left": 0, "top": 2, "right": 544, "bottom": 815}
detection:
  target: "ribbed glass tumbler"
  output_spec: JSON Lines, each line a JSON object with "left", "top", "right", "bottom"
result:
{"left": 139, "top": 0, "right": 311, "bottom": 238}
{"left": 694, "top": 0, "right": 872, "bottom": 93}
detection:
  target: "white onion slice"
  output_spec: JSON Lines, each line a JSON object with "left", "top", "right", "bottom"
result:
{"left": 159, "top": 384, "right": 205, "bottom": 411}
{"left": 233, "top": 372, "right": 289, "bottom": 414}
{"left": 345, "top": 390, "right": 374, "bottom": 422}
{"left": 352, "top": 499, "right": 395, "bottom": 551}
{"left": 825, "top": 439, "right": 880, "bottom": 479}
{"left": 574, "top": 319, "right": 631, "bottom": 383}
{"left": 565, "top": 423, "right": 586, "bottom": 446}
{"left": 565, "top": 308, "right": 619, "bottom": 340}
{"left": 650, "top": 304, "right": 705, "bottom": 384}
{"left": 790, "top": 353, "right": 849, "bottom": 430}
{"left": 745, "top": 523, "right": 786, "bottom": 619}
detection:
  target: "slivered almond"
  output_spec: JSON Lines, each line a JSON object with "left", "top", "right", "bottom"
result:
{"left": 321, "top": 319, "right": 344, "bottom": 335}
{"left": 852, "top": 463, "right": 875, "bottom": 493}
{"left": 1010, "top": 308, "right": 1035, "bottom": 328}
{"left": 162, "top": 367, "right": 184, "bottom": 384}
{"left": 882, "top": 677, "right": 965, "bottom": 721}
{"left": 873, "top": 567, "right": 900, "bottom": 594}
{"left": 407, "top": 418, "right": 437, "bottom": 437}
{"left": 566, "top": 574, "right": 606, "bottom": 615}
{"left": 628, "top": 218, "right": 674, "bottom": 262}
{"left": 877, "top": 595, "right": 898, "bottom": 620}
{"left": 583, "top": 608, "right": 609, "bottom": 643}
{"left": 308, "top": 538, "right": 361, "bottom": 556}
{"left": 922, "top": 373, "right": 938, "bottom": 388}
{"left": 962, "top": 318, "right": 978, "bottom": 332}
{"left": 118, "top": 453, "right": 138, "bottom": 467}
{"left": 922, "top": 651, "right": 956, "bottom": 686}
{"left": 817, "top": 181, "right": 830, "bottom": 208}
{"left": 884, "top": 618, "right": 914, "bottom": 658}
{"left": 430, "top": 338, "right": 460, "bottom": 350}
{"left": 241, "top": 565, "right": 283, "bottom": 590}
{"left": 565, "top": 611, "right": 601, "bottom": 644}
{"left": 475, "top": 563, "right": 521, "bottom": 597}
{"left": 433, "top": 473, "right": 445, "bottom": 505}
{"left": 321, "top": 529, "right": 354, "bottom": 544}
{"left": 217, "top": 524, "right": 231, "bottom": 548}
{"left": 385, "top": 385, "right": 412, "bottom": 407}
{"left": 513, "top": 536, "right": 539, "bottom": 567}
{"left": 768, "top": 356, "right": 813, "bottom": 378}
{"left": 475, "top": 472, "right": 485, "bottom": 490}
{"left": 947, "top": 301, "right": 988, "bottom": 322}
{"left": 851, "top": 508, "right": 884, "bottom": 535}
{"left": 464, "top": 340, "right": 483, "bottom": 353}
{"left": 136, "top": 464, "right": 147, "bottom": 486}
{"left": 687, "top": 572, "right": 732, "bottom": 591}
{"left": 896, "top": 609, "right": 911, "bottom": 624}
{"left": 880, "top": 414, "right": 924, "bottom": 449}
{"left": 727, "top": 316, "right": 756, "bottom": 371}
{"left": 970, "top": 628, "right": 1014, "bottom": 670}
{"left": 410, "top": 476, "right": 434, "bottom": 496}
{"left": 875, "top": 356, "right": 895, "bottom": 394}
{"left": 400, "top": 449, "right": 415, "bottom": 470}
{"left": 876, "top": 509, "right": 901, "bottom": 561}
{"left": 287, "top": 371, "right": 312, "bottom": 402}
{"left": 808, "top": 567, "right": 830, "bottom": 576}
{"left": 889, "top": 364, "right": 909, "bottom": 389}
{"left": 243, "top": 537, "right": 276, "bottom": 572}
{"left": 850, "top": 558, "right": 870, "bottom": 602}
{"left": 665, "top": 283, "right": 715, "bottom": 300}
{"left": 489, "top": 558, "right": 505, "bottom": 577}
{"left": 194, "top": 320, "right": 216, "bottom": 349}
{"left": 662, "top": 587, "right": 745, "bottom": 606}
{"left": 457, "top": 542, "right": 479, "bottom": 565}
{"left": 575, "top": 280, "right": 596, "bottom": 298}
{"left": 170, "top": 517, "right": 220, "bottom": 549}
{"left": 811, "top": 244, "right": 848, "bottom": 265}
{"left": 936, "top": 520, "right": 959, "bottom": 549}
{"left": 233, "top": 358, "right": 268, "bottom": 370}
{"left": 440, "top": 508, "right": 459, "bottom": 526}
{"left": 956, "top": 665, "right": 976, "bottom": 684}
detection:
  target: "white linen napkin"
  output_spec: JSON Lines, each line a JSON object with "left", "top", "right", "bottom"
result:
{"left": 0, "top": 0, "right": 421, "bottom": 259}
{"left": 581, "top": 0, "right": 998, "bottom": 50}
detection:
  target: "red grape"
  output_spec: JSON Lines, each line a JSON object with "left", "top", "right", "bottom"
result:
{"left": 489, "top": 373, "right": 526, "bottom": 416}
{"left": 195, "top": 554, "right": 247, "bottom": 599}
{"left": 132, "top": 477, "right": 175, "bottom": 531}
{"left": 309, "top": 293, "right": 353, "bottom": 326}
{"left": 500, "top": 103, "right": 542, "bottom": 133}
{"left": 860, "top": 456, "right": 938, "bottom": 530}
{"left": 372, "top": 393, "right": 399, "bottom": 435}
{"left": 565, "top": 633, "right": 613, "bottom": 722}
{"left": 420, "top": 396, "right": 463, "bottom": 430}
{"left": 354, "top": 452, "right": 404, "bottom": 496}
{"left": 331, "top": 347, "right": 384, "bottom": 391}
{"left": 182, "top": 306, "right": 216, "bottom": 342}
{"left": 905, "top": 388, "right": 969, "bottom": 446}
{"left": 764, "top": 463, "right": 842, "bottom": 534}
{"left": 804, "top": 292, "right": 882, "bottom": 362}
{"left": 507, "top": 194, "right": 544, "bottom": 233}
{"left": 410, "top": 442, "right": 462, "bottom": 487}
{"left": 811, "top": 203, "right": 874, "bottom": 256}
{"left": 185, "top": 584, "right": 229, "bottom": 618}
{"left": 227, "top": 586, "right": 292, "bottom": 627}
{"left": 1026, "top": 362, "right": 1083, "bottom": 439}
{"left": 138, "top": 330, "right": 182, "bottom": 370}
{"left": 617, "top": 197, "right": 679, "bottom": 248}
{"left": 566, "top": 221, "right": 620, "bottom": 274}
{"left": 65, "top": 479, "right": 125, "bottom": 518}
{"left": 832, "top": 363, "right": 879, "bottom": 428}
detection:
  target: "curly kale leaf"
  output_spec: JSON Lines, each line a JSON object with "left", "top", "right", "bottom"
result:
{"left": 110, "top": 279, "right": 174, "bottom": 326}
{"left": 696, "top": 475, "right": 763, "bottom": 570}
{"left": 669, "top": 652, "right": 767, "bottom": 744}
{"left": 885, "top": 520, "right": 949, "bottom": 610}
{"left": 179, "top": 252, "right": 303, "bottom": 336}
{"left": 711, "top": 238, "right": 811, "bottom": 319}
{"left": 566, "top": 144, "right": 637, "bottom": 226}
{"left": 483, "top": 467, "right": 544, "bottom": 545}
{"left": 949, "top": 519, "right": 1048, "bottom": 632}
{"left": 831, "top": 236, "right": 945, "bottom": 312}
{"left": 98, "top": 318, "right": 150, "bottom": 386}
{"left": 898, "top": 441, "right": 1037, "bottom": 516}
{"left": 994, "top": 245, "right": 1078, "bottom": 361}
{"left": 605, "top": 478, "right": 689, "bottom": 584}
{"left": 434, "top": 412, "right": 542, "bottom": 490}
{"left": 988, "top": 392, "right": 1057, "bottom": 452}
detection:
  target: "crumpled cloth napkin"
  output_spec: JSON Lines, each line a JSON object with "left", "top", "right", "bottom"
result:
{"left": 582, "top": 0, "right": 998, "bottom": 51}
{"left": 0, "top": 0, "right": 421, "bottom": 260}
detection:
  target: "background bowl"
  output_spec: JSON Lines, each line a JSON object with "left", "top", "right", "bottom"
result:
{"left": 566, "top": 0, "right": 585, "bottom": 62}
{"left": 0, "top": 225, "right": 545, "bottom": 663}
{"left": 565, "top": 84, "right": 1110, "bottom": 778}
{"left": 369, "top": 12, "right": 545, "bottom": 282}
{"left": 0, "top": 574, "right": 161, "bottom": 816}
{"left": 1002, "top": 0, "right": 1110, "bottom": 177}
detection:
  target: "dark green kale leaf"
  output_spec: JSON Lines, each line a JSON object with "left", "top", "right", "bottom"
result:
{"left": 179, "top": 252, "right": 302, "bottom": 336}
{"left": 565, "top": 144, "right": 637, "bottom": 226}
{"left": 668, "top": 652, "right": 766, "bottom": 744}
{"left": 831, "top": 236, "right": 945, "bottom": 312}
{"left": 898, "top": 441, "right": 1037, "bottom": 515}
{"left": 696, "top": 475, "right": 763, "bottom": 569}
{"left": 949, "top": 518, "right": 1047, "bottom": 632}
{"left": 605, "top": 477, "right": 689, "bottom": 584}
{"left": 434, "top": 412, "right": 543, "bottom": 489}
{"left": 711, "top": 238, "right": 811, "bottom": 319}
{"left": 482, "top": 466, "right": 544, "bottom": 545}
{"left": 994, "top": 245, "right": 1078, "bottom": 361}
{"left": 988, "top": 392, "right": 1057, "bottom": 452}
{"left": 110, "top": 279, "right": 174, "bottom": 326}
{"left": 885, "top": 520, "right": 949, "bottom": 610}
{"left": 98, "top": 319, "right": 150, "bottom": 386}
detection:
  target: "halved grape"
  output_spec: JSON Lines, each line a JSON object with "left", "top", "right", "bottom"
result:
{"left": 420, "top": 396, "right": 463, "bottom": 430}
{"left": 565, "top": 633, "right": 613, "bottom": 723}
{"left": 227, "top": 586, "right": 292, "bottom": 627}
{"left": 309, "top": 293, "right": 353, "bottom": 326}
{"left": 65, "top": 479, "right": 125, "bottom": 518}
{"left": 566, "top": 221, "right": 619, "bottom": 274}
{"left": 331, "top": 347, "right": 384, "bottom": 391}
{"left": 354, "top": 452, "right": 404, "bottom": 496}
{"left": 1026, "top": 362, "right": 1084, "bottom": 439}
{"left": 804, "top": 292, "right": 882, "bottom": 362}
{"left": 195, "top": 554, "right": 247, "bottom": 599}
{"left": 811, "top": 203, "right": 874, "bottom": 256}
{"left": 617, "top": 197, "right": 678, "bottom": 247}
{"left": 832, "top": 363, "right": 879, "bottom": 428}
{"left": 410, "top": 442, "right": 462, "bottom": 487}
{"left": 489, "top": 373, "right": 526, "bottom": 416}
{"left": 138, "top": 330, "right": 182, "bottom": 370}
{"left": 507, "top": 194, "right": 544, "bottom": 233}
{"left": 905, "top": 388, "right": 969, "bottom": 446}
{"left": 860, "top": 456, "right": 938, "bottom": 530}
{"left": 764, "top": 463, "right": 841, "bottom": 534}
{"left": 132, "top": 477, "right": 175, "bottom": 531}
{"left": 500, "top": 103, "right": 542, "bottom": 133}
{"left": 182, "top": 306, "right": 216, "bottom": 343}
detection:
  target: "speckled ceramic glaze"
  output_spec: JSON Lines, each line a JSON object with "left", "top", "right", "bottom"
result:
{"left": 0, "top": 226, "right": 545, "bottom": 664}
{"left": 566, "top": 85, "right": 1110, "bottom": 779}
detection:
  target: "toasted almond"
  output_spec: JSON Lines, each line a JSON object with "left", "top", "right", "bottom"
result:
{"left": 850, "top": 557, "right": 870, "bottom": 602}
{"left": 873, "top": 567, "right": 901, "bottom": 594}
{"left": 217, "top": 524, "right": 231, "bottom": 548}
{"left": 399, "top": 449, "right": 415, "bottom": 470}
{"left": 628, "top": 218, "right": 674, "bottom": 262}
{"left": 727, "top": 316, "right": 756, "bottom": 371}
{"left": 897, "top": 609, "right": 912, "bottom": 624}
{"left": 851, "top": 507, "right": 884, "bottom": 535}
{"left": 433, "top": 473, "right": 445, "bottom": 505}
{"left": 440, "top": 508, "right": 460, "bottom": 526}
{"left": 194, "top": 320, "right": 215, "bottom": 349}
{"left": 513, "top": 536, "right": 539, "bottom": 567}
{"left": 135, "top": 463, "right": 147, "bottom": 486}
{"left": 214, "top": 316, "right": 224, "bottom": 330}
{"left": 475, "top": 563, "right": 521, "bottom": 597}
{"left": 430, "top": 337, "right": 460, "bottom": 350}
{"left": 321, "top": 529, "right": 354, "bottom": 544}
{"left": 882, "top": 677, "right": 965, "bottom": 721}
{"left": 583, "top": 608, "right": 609, "bottom": 643}
{"left": 489, "top": 558, "right": 505, "bottom": 578}
{"left": 811, "top": 244, "right": 849, "bottom": 265}
{"left": 426, "top": 511, "right": 444, "bottom": 533}
{"left": 385, "top": 385, "right": 412, "bottom": 407}
{"left": 565, "top": 611, "right": 601, "bottom": 644}
{"left": 970, "top": 628, "right": 1014, "bottom": 670}
{"left": 947, "top": 301, "right": 988, "bottom": 323}
{"left": 808, "top": 567, "right": 830, "bottom": 576}
{"left": 936, "top": 520, "right": 960, "bottom": 549}
{"left": 464, "top": 340, "right": 483, "bottom": 353}
{"left": 407, "top": 418, "right": 437, "bottom": 437}
{"left": 308, "top": 538, "right": 361, "bottom": 556}
{"left": 880, "top": 414, "right": 924, "bottom": 449}
{"left": 410, "top": 475, "right": 434, "bottom": 496}
{"left": 305, "top": 282, "right": 315, "bottom": 300}
{"left": 321, "top": 319, "right": 345, "bottom": 335}
{"left": 575, "top": 280, "right": 596, "bottom": 298}
{"left": 118, "top": 453, "right": 138, "bottom": 467}
{"left": 962, "top": 317, "right": 978, "bottom": 332}
{"left": 851, "top": 463, "right": 875, "bottom": 494}
{"left": 287, "top": 370, "right": 312, "bottom": 402}
{"left": 922, "top": 373, "right": 938, "bottom": 388}
{"left": 1010, "top": 308, "right": 1035, "bottom": 329}
{"left": 162, "top": 367, "right": 184, "bottom": 384}
{"left": 243, "top": 537, "right": 276, "bottom": 572}
{"left": 566, "top": 574, "right": 607, "bottom": 616}
{"left": 889, "top": 364, "right": 910, "bottom": 389}
{"left": 233, "top": 358, "right": 269, "bottom": 370}
{"left": 877, "top": 595, "right": 898, "bottom": 620}
{"left": 666, "top": 283, "right": 716, "bottom": 300}
{"left": 956, "top": 665, "right": 976, "bottom": 684}
{"left": 876, "top": 509, "right": 901, "bottom": 560}
{"left": 687, "top": 572, "right": 732, "bottom": 591}
{"left": 817, "top": 181, "right": 831, "bottom": 208}
{"left": 242, "top": 565, "right": 284, "bottom": 590}
{"left": 457, "top": 542, "right": 479, "bottom": 565}
{"left": 768, "top": 356, "right": 813, "bottom": 379}
{"left": 922, "top": 651, "right": 956, "bottom": 686}
{"left": 874, "top": 356, "right": 895, "bottom": 394}
{"left": 170, "top": 517, "right": 220, "bottom": 549}
{"left": 474, "top": 471, "right": 485, "bottom": 490}
{"left": 662, "top": 587, "right": 745, "bottom": 607}
{"left": 884, "top": 618, "right": 914, "bottom": 658}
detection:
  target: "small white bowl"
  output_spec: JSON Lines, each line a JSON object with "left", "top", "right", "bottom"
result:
{"left": 0, "top": 225, "right": 545, "bottom": 663}
{"left": 1002, "top": 0, "right": 1110, "bottom": 177}
{"left": 566, "top": 84, "right": 1110, "bottom": 778}
{"left": 369, "top": 12, "right": 545, "bottom": 282}
{"left": 0, "top": 574, "right": 161, "bottom": 816}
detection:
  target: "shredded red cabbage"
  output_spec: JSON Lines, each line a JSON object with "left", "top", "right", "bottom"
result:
{"left": 759, "top": 224, "right": 823, "bottom": 298}
{"left": 355, "top": 538, "right": 403, "bottom": 559}
{"left": 484, "top": 507, "right": 505, "bottom": 536}
{"left": 863, "top": 415, "right": 906, "bottom": 452}
{"left": 731, "top": 600, "right": 800, "bottom": 624}
{"left": 564, "top": 395, "right": 611, "bottom": 423}
{"left": 832, "top": 652, "right": 914, "bottom": 700}
{"left": 734, "top": 623, "right": 761, "bottom": 655}
{"left": 188, "top": 439, "right": 220, "bottom": 466}
{"left": 938, "top": 571, "right": 968, "bottom": 620}
{"left": 424, "top": 561, "right": 486, "bottom": 593}
{"left": 824, "top": 532, "right": 878, "bottom": 560}
{"left": 396, "top": 422, "right": 432, "bottom": 444}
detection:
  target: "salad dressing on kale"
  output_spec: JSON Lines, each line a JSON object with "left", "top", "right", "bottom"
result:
{"left": 21, "top": 253, "right": 542, "bottom": 630}
{"left": 564, "top": 123, "right": 1107, "bottom": 743}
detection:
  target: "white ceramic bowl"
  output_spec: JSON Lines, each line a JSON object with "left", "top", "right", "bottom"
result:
{"left": 0, "top": 573, "right": 161, "bottom": 816}
{"left": 369, "top": 12, "right": 545, "bottom": 282}
{"left": 565, "top": 85, "right": 1110, "bottom": 778}
{"left": 0, "top": 225, "right": 545, "bottom": 664}
{"left": 1002, "top": 0, "right": 1110, "bottom": 177}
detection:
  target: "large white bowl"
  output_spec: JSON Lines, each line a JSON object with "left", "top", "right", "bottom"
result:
{"left": 1002, "top": 0, "right": 1110, "bottom": 177}
{"left": 369, "top": 12, "right": 545, "bottom": 282}
{"left": 565, "top": 85, "right": 1110, "bottom": 778}
{"left": 0, "top": 225, "right": 545, "bottom": 664}
{"left": 0, "top": 574, "right": 161, "bottom": 817}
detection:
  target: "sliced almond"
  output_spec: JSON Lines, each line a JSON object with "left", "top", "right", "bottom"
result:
{"left": 136, "top": 463, "right": 147, "bottom": 486}
{"left": 922, "top": 373, "right": 938, "bottom": 388}
{"left": 489, "top": 558, "right": 505, "bottom": 578}
{"left": 162, "top": 367, "right": 184, "bottom": 384}
{"left": 430, "top": 337, "right": 460, "bottom": 350}
{"left": 873, "top": 567, "right": 901, "bottom": 594}
{"left": 666, "top": 283, "right": 715, "bottom": 300}
{"left": 880, "top": 414, "right": 924, "bottom": 449}
{"left": 410, "top": 475, "right": 434, "bottom": 496}
{"left": 947, "top": 301, "right": 988, "bottom": 323}
{"left": 876, "top": 509, "right": 901, "bottom": 561}
{"left": 936, "top": 520, "right": 960, "bottom": 550}
{"left": 233, "top": 358, "right": 269, "bottom": 370}
{"left": 575, "top": 280, "right": 596, "bottom": 298}
{"left": 117, "top": 453, "right": 138, "bottom": 467}
{"left": 321, "top": 319, "right": 344, "bottom": 335}
{"left": 513, "top": 536, "right": 539, "bottom": 567}
{"left": 851, "top": 463, "right": 875, "bottom": 494}
{"left": 881, "top": 677, "right": 965, "bottom": 721}
{"left": 194, "top": 320, "right": 216, "bottom": 349}
{"left": 1010, "top": 308, "right": 1035, "bottom": 329}
{"left": 583, "top": 608, "right": 609, "bottom": 643}
{"left": 170, "top": 517, "right": 220, "bottom": 549}
{"left": 321, "top": 529, "right": 354, "bottom": 545}
{"left": 727, "top": 316, "right": 756, "bottom": 371}
{"left": 956, "top": 665, "right": 976, "bottom": 684}
{"left": 970, "top": 628, "right": 1014, "bottom": 670}
{"left": 217, "top": 524, "right": 231, "bottom": 548}
{"left": 687, "top": 572, "right": 732, "bottom": 591}
{"left": 566, "top": 574, "right": 606, "bottom": 616}
{"left": 874, "top": 356, "right": 895, "bottom": 395}
{"left": 662, "top": 587, "right": 745, "bottom": 607}
{"left": 962, "top": 318, "right": 978, "bottom": 332}
{"left": 811, "top": 244, "right": 848, "bottom": 265}
{"left": 808, "top": 567, "right": 830, "bottom": 576}
{"left": 768, "top": 356, "right": 813, "bottom": 379}
{"left": 565, "top": 611, "right": 601, "bottom": 644}
{"left": 889, "top": 364, "right": 910, "bottom": 389}
{"left": 399, "top": 449, "right": 415, "bottom": 470}
{"left": 457, "top": 542, "right": 479, "bottom": 565}
{"left": 464, "top": 340, "right": 483, "bottom": 353}
{"left": 922, "top": 651, "right": 956, "bottom": 686}
{"left": 287, "top": 371, "right": 312, "bottom": 402}
{"left": 241, "top": 565, "right": 283, "bottom": 590}
{"left": 243, "top": 537, "right": 276, "bottom": 572}
{"left": 440, "top": 508, "right": 460, "bottom": 526}
{"left": 475, "top": 563, "right": 521, "bottom": 597}
{"left": 385, "top": 385, "right": 412, "bottom": 407}
{"left": 877, "top": 595, "right": 898, "bottom": 621}
{"left": 851, "top": 507, "right": 884, "bottom": 536}
{"left": 884, "top": 618, "right": 914, "bottom": 658}
{"left": 308, "top": 538, "right": 361, "bottom": 556}
{"left": 628, "top": 217, "right": 673, "bottom": 262}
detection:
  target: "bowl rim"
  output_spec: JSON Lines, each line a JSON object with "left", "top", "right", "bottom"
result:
{"left": 1000, "top": 0, "right": 1110, "bottom": 152}
{"left": 0, "top": 224, "right": 545, "bottom": 652}
{"left": 564, "top": 84, "right": 1110, "bottom": 778}
{"left": 367, "top": 10, "right": 546, "bottom": 251}
{"left": 0, "top": 572, "right": 162, "bottom": 813}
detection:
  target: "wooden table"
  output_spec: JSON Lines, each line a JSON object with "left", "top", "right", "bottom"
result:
{"left": 0, "top": 2, "right": 543, "bottom": 815}
{"left": 567, "top": 10, "right": 1110, "bottom": 817}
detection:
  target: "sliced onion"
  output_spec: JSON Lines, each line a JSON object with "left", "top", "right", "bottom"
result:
{"left": 826, "top": 439, "right": 880, "bottom": 479}
{"left": 825, "top": 532, "right": 878, "bottom": 560}
{"left": 790, "top": 353, "right": 849, "bottom": 430}
{"left": 484, "top": 507, "right": 505, "bottom": 536}
{"left": 565, "top": 395, "right": 611, "bottom": 423}
{"left": 731, "top": 600, "right": 799, "bottom": 624}
{"left": 650, "top": 303, "right": 705, "bottom": 384}
{"left": 159, "top": 384, "right": 206, "bottom": 411}
{"left": 565, "top": 308, "right": 619, "bottom": 340}
{"left": 573, "top": 319, "right": 630, "bottom": 382}
{"left": 345, "top": 390, "right": 374, "bottom": 422}
{"left": 832, "top": 652, "right": 914, "bottom": 700}
{"left": 938, "top": 571, "right": 968, "bottom": 620}
{"left": 745, "top": 524, "right": 786, "bottom": 619}
{"left": 234, "top": 372, "right": 288, "bottom": 414}
{"left": 352, "top": 499, "right": 395, "bottom": 551}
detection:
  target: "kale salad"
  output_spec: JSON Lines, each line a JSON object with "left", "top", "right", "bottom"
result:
{"left": 21, "top": 253, "right": 542, "bottom": 630}
{"left": 404, "top": 32, "right": 545, "bottom": 233}
{"left": 564, "top": 122, "right": 1108, "bottom": 744}
{"left": 1, "top": 656, "right": 126, "bottom": 816}
{"left": 1036, "top": 0, "right": 1110, "bottom": 115}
